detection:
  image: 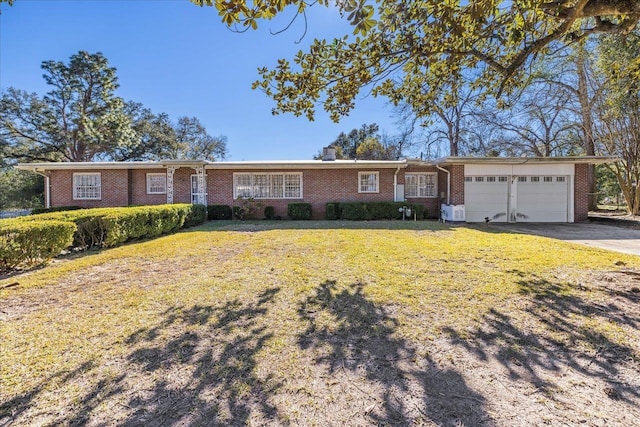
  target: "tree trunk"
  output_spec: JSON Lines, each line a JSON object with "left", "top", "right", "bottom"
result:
{"left": 575, "top": 46, "right": 598, "bottom": 210}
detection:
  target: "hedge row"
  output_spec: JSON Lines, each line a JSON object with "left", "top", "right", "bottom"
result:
{"left": 0, "top": 204, "right": 206, "bottom": 272}
{"left": 0, "top": 220, "right": 76, "bottom": 271}
{"left": 326, "top": 202, "right": 426, "bottom": 221}
{"left": 287, "top": 203, "right": 312, "bottom": 220}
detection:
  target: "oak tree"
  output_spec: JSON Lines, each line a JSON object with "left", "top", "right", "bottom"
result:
{"left": 193, "top": 0, "right": 640, "bottom": 123}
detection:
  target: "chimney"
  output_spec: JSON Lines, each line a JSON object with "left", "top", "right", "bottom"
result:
{"left": 322, "top": 146, "right": 336, "bottom": 161}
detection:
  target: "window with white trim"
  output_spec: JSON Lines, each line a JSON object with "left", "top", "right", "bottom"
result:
{"left": 518, "top": 176, "right": 527, "bottom": 182}
{"left": 73, "top": 173, "right": 101, "bottom": 200}
{"left": 531, "top": 176, "right": 540, "bottom": 182}
{"left": 544, "top": 176, "right": 553, "bottom": 182}
{"left": 405, "top": 173, "right": 437, "bottom": 198}
{"left": 498, "top": 176, "right": 508, "bottom": 182}
{"left": 556, "top": 176, "right": 566, "bottom": 182}
{"left": 146, "top": 173, "right": 167, "bottom": 194}
{"left": 464, "top": 176, "right": 472, "bottom": 182}
{"left": 233, "top": 173, "right": 302, "bottom": 199}
{"left": 486, "top": 176, "right": 496, "bottom": 182}
{"left": 358, "top": 172, "right": 379, "bottom": 193}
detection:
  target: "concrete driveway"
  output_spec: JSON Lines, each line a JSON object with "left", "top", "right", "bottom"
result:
{"left": 488, "top": 223, "right": 640, "bottom": 256}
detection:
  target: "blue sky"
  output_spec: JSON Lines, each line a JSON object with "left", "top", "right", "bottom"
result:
{"left": 0, "top": 0, "right": 402, "bottom": 161}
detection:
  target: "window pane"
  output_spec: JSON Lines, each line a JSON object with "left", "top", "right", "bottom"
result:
{"left": 74, "top": 174, "right": 101, "bottom": 200}
{"left": 405, "top": 174, "right": 417, "bottom": 197}
{"left": 235, "top": 174, "right": 252, "bottom": 198}
{"left": 359, "top": 173, "right": 378, "bottom": 192}
{"left": 270, "top": 174, "right": 284, "bottom": 198}
{"left": 285, "top": 174, "right": 301, "bottom": 198}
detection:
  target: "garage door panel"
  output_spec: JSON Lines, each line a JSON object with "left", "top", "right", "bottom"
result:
{"left": 464, "top": 175, "right": 570, "bottom": 223}
{"left": 464, "top": 180, "right": 509, "bottom": 222}
{"left": 517, "top": 178, "right": 568, "bottom": 222}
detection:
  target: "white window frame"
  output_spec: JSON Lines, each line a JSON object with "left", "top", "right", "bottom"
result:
{"left": 405, "top": 172, "right": 437, "bottom": 198}
{"left": 146, "top": 173, "right": 167, "bottom": 194}
{"left": 233, "top": 172, "right": 303, "bottom": 199}
{"left": 358, "top": 171, "right": 379, "bottom": 193}
{"left": 73, "top": 173, "right": 101, "bottom": 200}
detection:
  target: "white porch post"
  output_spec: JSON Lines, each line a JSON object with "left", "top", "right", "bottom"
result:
{"left": 166, "top": 166, "right": 177, "bottom": 204}
{"left": 195, "top": 165, "right": 207, "bottom": 205}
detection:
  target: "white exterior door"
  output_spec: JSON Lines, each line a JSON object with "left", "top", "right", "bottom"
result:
{"left": 191, "top": 175, "right": 200, "bottom": 204}
{"left": 464, "top": 176, "right": 510, "bottom": 222}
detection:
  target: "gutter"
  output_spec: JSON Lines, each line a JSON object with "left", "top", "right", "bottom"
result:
{"left": 393, "top": 166, "right": 401, "bottom": 202}
{"left": 435, "top": 164, "right": 450, "bottom": 205}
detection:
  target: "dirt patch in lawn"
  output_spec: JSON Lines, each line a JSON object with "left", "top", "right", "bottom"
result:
{"left": 1, "top": 226, "right": 639, "bottom": 426}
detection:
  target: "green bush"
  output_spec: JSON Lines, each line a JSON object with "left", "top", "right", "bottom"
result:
{"left": 338, "top": 202, "right": 427, "bottom": 221}
{"left": 233, "top": 197, "right": 262, "bottom": 220}
{"left": 208, "top": 205, "right": 232, "bottom": 220}
{"left": 0, "top": 220, "right": 75, "bottom": 271}
{"left": 16, "top": 204, "right": 203, "bottom": 249}
{"left": 31, "top": 206, "right": 82, "bottom": 215}
{"left": 184, "top": 204, "right": 207, "bottom": 228}
{"left": 340, "top": 203, "right": 370, "bottom": 220}
{"left": 264, "top": 206, "right": 275, "bottom": 220}
{"left": 325, "top": 203, "right": 340, "bottom": 220}
{"left": 288, "top": 203, "right": 312, "bottom": 220}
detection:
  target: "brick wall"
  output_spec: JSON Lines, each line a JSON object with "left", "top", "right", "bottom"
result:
{"left": 49, "top": 169, "right": 128, "bottom": 208}
{"left": 447, "top": 165, "right": 465, "bottom": 205}
{"left": 207, "top": 168, "right": 403, "bottom": 219}
{"left": 574, "top": 163, "right": 589, "bottom": 222}
{"left": 46, "top": 165, "right": 448, "bottom": 219}
{"left": 131, "top": 169, "right": 168, "bottom": 206}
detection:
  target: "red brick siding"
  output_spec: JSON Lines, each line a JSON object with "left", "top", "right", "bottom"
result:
{"left": 446, "top": 165, "right": 465, "bottom": 205}
{"left": 574, "top": 163, "right": 589, "bottom": 222}
{"left": 207, "top": 168, "right": 399, "bottom": 219}
{"left": 131, "top": 169, "right": 168, "bottom": 206}
{"left": 49, "top": 169, "right": 128, "bottom": 208}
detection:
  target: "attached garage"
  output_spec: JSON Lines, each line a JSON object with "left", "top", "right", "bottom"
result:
{"left": 464, "top": 174, "right": 570, "bottom": 222}
{"left": 461, "top": 162, "right": 577, "bottom": 223}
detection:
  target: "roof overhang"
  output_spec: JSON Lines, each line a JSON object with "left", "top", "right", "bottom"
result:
{"left": 206, "top": 160, "right": 407, "bottom": 170}
{"left": 15, "top": 159, "right": 408, "bottom": 172}
{"left": 433, "top": 156, "right": 617, "bottom": 165}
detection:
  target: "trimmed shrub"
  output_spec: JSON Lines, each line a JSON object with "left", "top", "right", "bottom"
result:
{"left": 338, "top": 202, "right": 427, "bottom": 221}
{"left": 31, "top": 206, "right": 82, "bottom": 215}
{"left": 184, "top": 204, "right": 207, "bottom": 228}
{"left": 287, "top": 203, "right": 312, "bottom": 220}
{"left": 340, "top": 202, "right": 370, "bottom": 220}
{"left": 208, "top": 205, "right": 232, "bottom": 220}
{"left": 264, "top": 206, "right": 275, "bottom": 220}
{"left": 325, "top": 203, "right": 340, "bottom": 220}
{"left": 0, "top": 220, "right": 75, "bottom": 271}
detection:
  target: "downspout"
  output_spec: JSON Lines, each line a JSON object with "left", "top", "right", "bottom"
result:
{"left": 393, "top": 166, "right": 401, "bottom": 202}
{"left": 34, "top": 169, "right": 51, "bottom": 209}
{"left": 435, "top": 164, "right": 450, "bottom": 205}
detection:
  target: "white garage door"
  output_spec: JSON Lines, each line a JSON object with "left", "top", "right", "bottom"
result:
{"left": 516, "top": 176, "right": 568, "bottom": 222}
{"left": 464, "top": 175, "right": 570, "bottom": 222}
{"left": 464, "top": 176, "right": 510, "bottom": 222}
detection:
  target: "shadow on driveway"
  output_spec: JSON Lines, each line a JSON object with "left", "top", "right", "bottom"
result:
{"left": 487, "top": 223, "right": 640, "bottom": 256}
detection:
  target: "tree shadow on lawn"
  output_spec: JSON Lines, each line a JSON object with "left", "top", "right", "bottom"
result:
{"left": 297, "top": 280, "right": 490, "bottom": 426}
{"left": 3, "top": 287, "right": 283, "bottom": 426}
{"left": 443, "top": 273, "right": 640, "bottom": 404}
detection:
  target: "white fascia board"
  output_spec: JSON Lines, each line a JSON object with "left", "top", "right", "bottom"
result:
{"left": 436, "top": 156, "right": 617, "bottom": 165}
{"left": 206, "top": 160, "right": 408, "bottom": 170}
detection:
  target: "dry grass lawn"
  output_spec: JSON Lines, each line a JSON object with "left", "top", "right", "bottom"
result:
{"left": 1, "top": 220, "right": 639, "bottom": 426}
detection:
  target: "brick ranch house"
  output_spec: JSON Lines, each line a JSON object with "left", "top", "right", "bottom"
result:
{"left": 17, "top": 155, "right": 612, "bottom": 223}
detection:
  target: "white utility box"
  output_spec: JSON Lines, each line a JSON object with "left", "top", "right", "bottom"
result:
{"left": 441, "top": 204, "right": 465, "bottom": 222}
